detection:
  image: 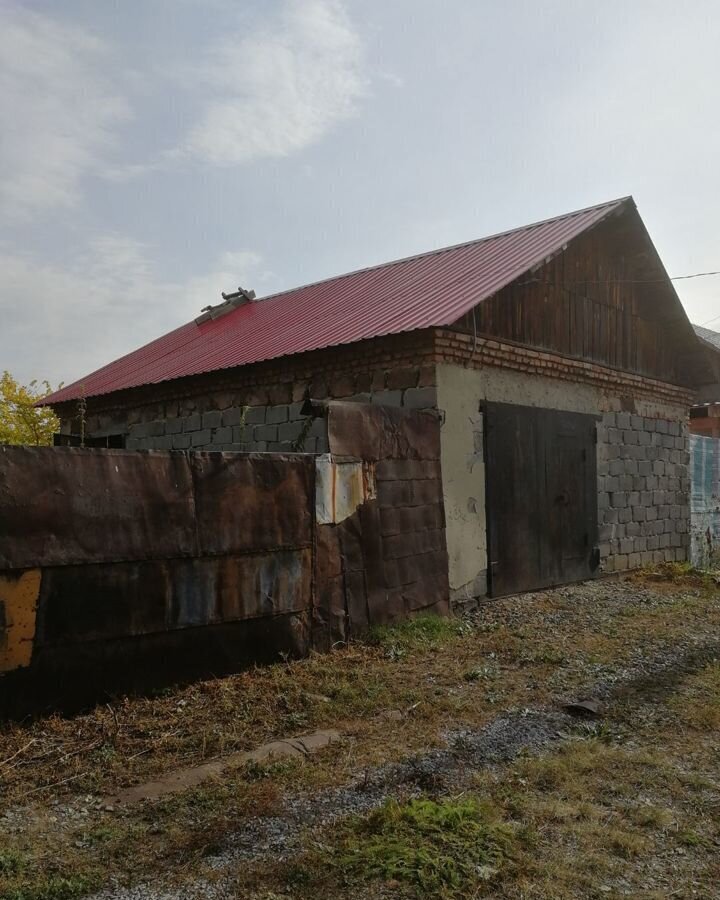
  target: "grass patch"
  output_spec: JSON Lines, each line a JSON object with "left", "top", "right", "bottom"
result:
{"left": 330, "top": 797, "right": 516, "bottom": 898}
{"left": 367, "top": 614, "right": 468, "bottom": 658}
{"left": 632, "top": 561, "right": 720, "bottom": 591}
{"left": 0, "top": 851, "right": 27, "bottom": 877}
{"left": 0, "top": 875, "right": 94, "bottom": 900}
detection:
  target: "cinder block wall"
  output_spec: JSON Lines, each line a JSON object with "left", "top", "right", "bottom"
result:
{"left": 597, "top": 412, "right": 690, "bottom": 570}
{"left": 54, "top": 333, "right": 439, "bottom": 452}
{"left": 126, "top": 402, "right": 328, "bottom": 453}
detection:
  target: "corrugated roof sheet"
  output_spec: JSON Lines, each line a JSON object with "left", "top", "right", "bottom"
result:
{"left": 45, "top": 196, "right": 630, "bottom": 404}
{"left": 693, "top": 324, "right": 720, "bottom": 352}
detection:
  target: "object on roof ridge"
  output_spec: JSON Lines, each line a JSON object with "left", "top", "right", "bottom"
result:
{"left": 195, "top": 287, "right": 256, "bottom": 325}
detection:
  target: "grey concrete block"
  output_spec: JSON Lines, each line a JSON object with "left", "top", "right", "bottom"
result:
{"left": 202, "top": 410, "right": 222, "bottom": 429}
{"left": 192, "top": 429, "right": 212, "bottom": 446}
{"left": 212, "top": 426, "right": 232, "bottom": 444}
{"left": 165, "top": 418, "right": 183, "bottom": 435}
{"left": 609, "top": 459, "right": 624, "bottom": 476}
{"left": 656, "top": 420, "right": 669, "bottom": 434}
{"left": 617, "top": 412, "right": 631, "bottom": 429}
{"left": 223, "top": 407, "right": 248, "bottom": 427}
{"left": 255, "top": 424, "right": 278, "bottom": 441}
{"left": 126, "top": 438, "right": 141, "bottom": 450}
{"left": 184, "top": 413, "right": 201, "bottom": 432}
{"left": 172, "top": 434, "right": 192, "bottom": 449}
{"left": 266, "top": 405, "right": 289, "bottom": 425}
{"left": 628, "top": 552, "right": 642, "bottom": 568}
{"left": 615, "top": 555, "right": 629, "bottom": 571}
{"left": 638, "top": 431, "right": 651, "bottom": 447}
{"left": 404, "top": 386, "right": 437, "bottom": 409}
{"left": 618, "top": 507, "right": 632, "bottom": 523}
{"left": 632, "top": 506, "right": 647, "bottom": 522}
{"left": 278, "top": 421, "right": 303, "bottom": 442}
{"left": 623, "top": 429, "right": 639, "bottom": 445}
{"left": 619, "top": 475, "right": 634, "bottom": 491}
{"left": 611, "top": 492, "right": 628, "bottom": 508}
{"left": 631, "top": 415, "right": 644, "bottom": 430}
{"left": 308, "top": 418, "right": 327, "bottom": 440}
{"left": 245, "top": 406, "right": 266, "bottom": 425}
{"left": 232, "top": 425, "right": 253, "bottom": 444}
{"left": 626, "top": 522, "right": 640, "bottom": 538}
{"left": 131, "top": 422, "right": 152, "bottom": 438}
{"left": 371, "top": 390, "right": 403, "bottom": 407}
{"left": 608, "top": 427, "right": 621, "bottom": 444}
{"left": 289, "top": 401, "right": 305, "bottom": 420}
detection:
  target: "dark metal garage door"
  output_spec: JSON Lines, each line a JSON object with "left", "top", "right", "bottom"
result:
{"left": 485, "top": 403, "right": 599, "bottom": 597}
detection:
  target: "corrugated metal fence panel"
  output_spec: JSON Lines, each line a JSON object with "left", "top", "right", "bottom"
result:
{"left": 689, "top": 434, "right": 720, "bottom": 567}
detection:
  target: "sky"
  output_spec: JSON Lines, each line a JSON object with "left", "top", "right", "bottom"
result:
{"left": 1, "top": 0, "right": 719, "bottom": 387}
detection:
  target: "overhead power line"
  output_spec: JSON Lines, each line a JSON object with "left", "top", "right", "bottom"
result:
{"left": 522, "top": 270, "right": 720, "bottom": 287}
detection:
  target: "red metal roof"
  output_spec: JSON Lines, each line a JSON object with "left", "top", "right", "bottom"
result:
{"left": 45, "top": 197, "right": 630, "bottom": 404}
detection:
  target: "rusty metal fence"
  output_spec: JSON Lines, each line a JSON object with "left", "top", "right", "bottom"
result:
{"left": 0, "top": 403, "right": 449, "bottom": 713}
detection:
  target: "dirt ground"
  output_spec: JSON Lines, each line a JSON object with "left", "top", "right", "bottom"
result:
{"left": 1, "top": 566, "right": 719, "bottom": 899}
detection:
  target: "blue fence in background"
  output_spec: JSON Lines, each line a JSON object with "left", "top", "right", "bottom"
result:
{"left": 690, "top": 434, "right": 720, "bottom": 568}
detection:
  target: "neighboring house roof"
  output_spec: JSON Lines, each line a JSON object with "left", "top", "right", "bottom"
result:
{"left": 46, "top": 196, "right": 631, "bottom": 405}
{"left": 693, "top": 324, "right": 720, "bottom": 351}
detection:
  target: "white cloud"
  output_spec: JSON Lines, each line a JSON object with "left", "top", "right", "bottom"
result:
{"left": 0, "top": 239, "right": 271, "bottom": 385}
{"left": 0, "top": 3, "right": 129, "bottom": 220}
{"left": 183, "top": 0, "right": 366, "bottom": 165}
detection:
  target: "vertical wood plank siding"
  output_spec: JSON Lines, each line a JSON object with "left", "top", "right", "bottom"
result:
{"left": 454, "top": 216, "right": 690, "bottom": 385}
